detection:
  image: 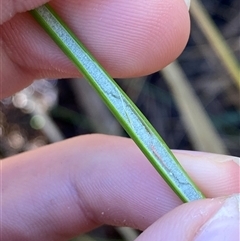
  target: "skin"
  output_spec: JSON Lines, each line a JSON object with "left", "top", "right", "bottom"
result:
{"left": 0, "top": 0, "right": 239, "bottom": 240}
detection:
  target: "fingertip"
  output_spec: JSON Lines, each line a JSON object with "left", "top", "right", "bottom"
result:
{"left": 1, "top": 0, "right": 49, "bottom": 24}
{"left": 195, "top": 194, "right": 239, "bottom": 241}
{"left": 136, "top": 195, "right": 238, "bottom": 241}
{"left": 173, "top": 151, "right": 240, "bottom": 197}
{"left": 2, "top": 0, "right": 190, "bottom": 82}
{"left": 64, "top": 0, "right": 191, "bottom": 77}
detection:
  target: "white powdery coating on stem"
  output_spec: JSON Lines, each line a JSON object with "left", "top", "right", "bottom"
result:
{"left": 36, "top": 5, "right": 202, "bottom": 201}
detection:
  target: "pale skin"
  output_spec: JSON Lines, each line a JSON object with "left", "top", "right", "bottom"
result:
{"left": 0, "top": 0, "right": 239, "bottom": 240}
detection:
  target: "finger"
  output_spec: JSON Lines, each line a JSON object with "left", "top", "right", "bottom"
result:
{"left": 2, "top": 135, "right": 239, "bottom": 240}
{"left": 0, "top": 0, "right": 48, "bottom": 24}
{"left": 1, "top": 0, "right": 190, "bottom": 98}
{"left": 172, "top": 150, "right": 239, "bottom": 198}
{"left": 136, "top": 194, "right": 239, "bottom": 241}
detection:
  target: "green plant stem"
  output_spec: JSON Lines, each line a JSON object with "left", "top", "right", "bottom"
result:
{"left": 30, "top": 4, "right": 205, "bottom": 202}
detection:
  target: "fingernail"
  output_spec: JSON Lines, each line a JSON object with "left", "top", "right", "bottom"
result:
{"left": 213, "top": 155, "right": 239, "bottom": 166}
{"left": 189, "top": 151, "right": 239, "bottom": 166}
{"left": 195, "top": 194, "right": 240, "bottom": 241}
{"left": 184, "top": 0, "right": 191, "bottom": 10}
{"left": 219, "top": 156, "right": 240, "bottom": 166}
{"left": 233, "top": 157, "right": 240, "bottom": 166}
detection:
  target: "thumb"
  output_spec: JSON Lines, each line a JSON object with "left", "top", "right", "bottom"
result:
{"left": 136, "top": 194, "right": 239, "bottom": 241}
{"left": 1, "top": 0, "right": 48, "bottom": 24}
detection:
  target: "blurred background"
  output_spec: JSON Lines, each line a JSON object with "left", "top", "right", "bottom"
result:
{"left": 1, "top": 0, "right": 239, "bottom": 240}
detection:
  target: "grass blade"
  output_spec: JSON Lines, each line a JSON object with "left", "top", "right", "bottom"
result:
{"left": 190, "top": 0, "right": 240, "bottom": 89}
{"left": 162, "top": 61, "right": 228, "bottom": 154}
{"left": 30, "top": 4, "right": 205, "bottom": 202}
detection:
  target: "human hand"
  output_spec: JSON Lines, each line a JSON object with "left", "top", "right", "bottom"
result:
{"left": 2, "top": 136, "right": 239, "bottom": 240}
{"left": 1, "top": 0, "right": 190, "bottom": 98}
{"left": 1, "top": 0, "right": 239, "bottom": 241}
